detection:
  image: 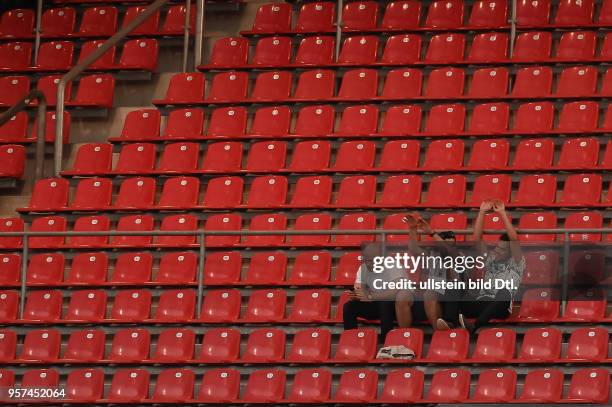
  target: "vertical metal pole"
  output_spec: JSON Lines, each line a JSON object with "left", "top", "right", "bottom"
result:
{"left": 19, "top": 236, "right": 28, "bottom": 319}
{"left": 34, "top": 96, "right": 47, "bottom": 180}
{"left": 509, "top": 0, "right": 517, "bottom": 58}
{"left": 182, "top": 0, "right": 192, "bottom": 72}
{"left": 335, "top": 0, "right": 343, "bottom": 61}
{"left": 196, "top": 232, "right": 206, "bottom": 318}
{"left": 194, "top": 0, "right": 205, "bottom": 67}
{"left": 33, "top": 0, "right": 43, "bottom": 64}
{"left": 54, "top": 83, "right": 66, "bottom": 177}
{"left": 560, "top": 232, "right": 570, "bottom": 316}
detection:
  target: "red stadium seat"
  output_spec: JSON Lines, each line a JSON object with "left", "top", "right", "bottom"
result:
{"left": 119, "top": 109, "right": 161, "bottom": 141}
{"left": 0, "top": 42, "right": 32, "bottom": 71}
{"left": 109, "top": 328, "right": 150, "bottom": 362}
{"left": 599, "top": 0, "right": 612, "bottom": 24}
{"left": 287, "top": 368, "right": 332, "bottom": 402}
{"left": 203, "top": 252, "right": 241, "bottom": 284}
{"left": 333, "top": 141, "right": 375, "bottom": 171}
{"left": 564, "top": 211, "right": 603, "bottom": 241}
{"left": 566, "top": 369, "right": 610, "bottom": 403}
{"left": 242, "top": 370, "right": 286, "bottom": 402}
{"left": 518, "top": 288, "right": 560, "bottom": 321}
{"left": 158, "top": 142, "right": 199, "bottom": 173}
{"left": 0, "top": 112, "right": 28, "bottom": 142}
{"left": 421, "top": 139, "right": 464, "bottom": 170}
{"left": 335, "top": 328, "right": 377, "bottom": 361}
{"left": 163, "top": 108, "right": 205, "bottom": 139}
{"left": 201, "top": 142, "right": 242, "bottom": 172}
{"left": 107, "top": 369, "right": 150, "bottom": 402}
{"left": 466, "top": 139, "right": 509, "bottom": 169}
{"left": 469, "top": 0, "right": 508, "bottom": 27}
{"left": 202, "top": 176, "right": 244, "bottom": 208}
{"left": 157, "top": 214, "right": 198, "bottom": 246}
{"left": 425, "top": 175, "right": 466, "bottom": 206}
{"left": 521, "top": 250, "right": 560, "bottom": 285}
{"left": 65, "top": 369, "right": 104, "bottom": 402}
{"left": 40, "top": 8, "right": 76, "bottom": 37}
{"left": 426, "top": 0, "right": 464, "bottom": 27}
{"left": 427, "top": 329, "right": 469, "bottom": 362}
{"left": 246, "top": 175, "right": 288, "bottom": 208}
{"left": 64, "top": 330, "right": 105, "bottom": 362}
{"left": 557, "top": 138, "right": 599, "bottom": 169}
{"left": 0, "top": 218, "right": 22, "bottom": 249}
{"left": 293, "top": 70, "right": 335, "bottom": 101}
{"left": 380, "top": 105, "right": 422, "bottom": 136}
{"left": 28, "top": 216, "right": 66, "bottom": 248}
{"left": 556, "top": 66, "right": 597, "bottom": 97}
{"left": 423, "top": 104, "right": 465, "bottom": 135}
{"left": 243, "top": 289, "right": 286, "bottom": 322}
{"left": 471, "top": 369, "right": 517, "bottom": 402}
{"left": 427, "top": 369, "right": 470, "bottom": 403}
{"left": 243, "top": 328, "right": 286, "bottom": 362}
{"left": 200, "top": 290, "right": 242, "bottom": 322}
{"left": 424, "top": 67, "right": 465, "bottom": 99}
{"left": 249, "top": 3, "right": 292, "bottom": 34}
{"left": 155, "top": 290, "right": 196, "bottom": 322}
{"left": 468, "top": 102, "right": 509, "bottom": 134}
{"left": 294, "top": 36, "right": 335, "bottom": 66}
{"left": 244, "top": 251, "right": 287, "bottom": 283}
{"left": 337, "top": 69, "right": 378, "bottom": 100}
{"left": 66, "top": 253, "right": 108, "bottom": 285}
{"left": 65, "top": 290, "right": 107, "bottom": 322}
{"left": 77, "top": 40, "right": 115, "bottom": 70}
{"left": 335, "top": 175, "right": 376, "bottom": 207}
{"left": 20, "top": 329, "right": 60, "bottom": 361}
{"left": 380, "top": 369, "right": 424, "bottom": 403}
{"left": 68, "top": 143, "right": 112, "bottom": 175}
{"left": 556, "top": 31, "right": 596, "bottom": 60}
{"left": 206, "top": 37, "right": 248, "bottom": 68}
{"left": 207, "top": 71, "right": 248, "bottom": 103}
{"left": 113, "top": 177, "right": 156, "bottom": 210}
{"left": 555, "top": 0, "right": 594, "bottom": 25}
{"left": 252, "top": 36, "right": 292, "bottom": 67}
{"left": 204, "top": 214, "right": 241, "bottom": 247}
{"left": 0, "top": 76, "right": 29, "bottom": 106}
{"left": 288, "top": 140, "right": 330, "bottom": 171}
{"left": 70, "top": 215, "right": 110, "bottom": 247}
{"left": 112, "top": 252, "right": 153, "bottom": 284}
{"left": 512, "top": 139, "right": 554, "bottom": 169}
{"left": 382, "top": 1, "right": 421, "bottom": 29}
{"left": 337, "top": 36, "right": 379, "bottom": 65}
{"left": 288, "top": 328, "right": 331, "bottom": 362}
{"left": 0, "top": 9, "right": 34, "bottom": 38}
{"left": 379, "top": 68, "right": 422, "bottom": 99}
{"left": 471, "top": 328, "right": 516, "bottom": 362}
{"left": 26, "top": 253, "right": 64, "bottom": 285}
{"left": 155, "top": 73, "right": 205, "bottom": 105}
{"left": 36, "top": 75, "right": 73, "bottom": 106}
{"left": 513, "top": 102, "right": 554, "bottom": 133}
{"left": 246, "top": 141, "right": 287, "bottom": 172}
{"left": 69, "top": 74, "right": 114, "bottom": 108}
{"left": 0, "top": 291, "right": 19, "bottom": 322}
{"left": 157, "top": 177, "right": 200, "bottom": 209}
{"left": 25, "top": 178, "right": 68, "bottom": 211}
{"left": 467, "top": 67, "right": 508, "bottom": 98}
{"left": 21, "top": 369, "right": 60, "bottom": 399}
{"left": 110, "top": 290, "right": 152, "bottom": 322}
{"left": 114, "top": 143, "right": 156, "bottom": 173}
{"left": 0, "top": 145, "right": 24, "bottom": 178}
{"left": 0, "top": 254, "right": 20, "bottom": 285}
{"left": 289, "top": 213, "right": 332, "bottom": 245}
{"left": 198, "top": 369, "right": 240, "bottom": 402}
{"left": 288, "top": 252, "right": 331, "bottom": 284}
{"left": 560, "top": 174, "right": 602, "bottom": 205}
{"left": 288, "top": 289, "right": 331, "bottom": 322}
{"left": 512, "top": 66, "right": 552, "bottom": 97}
{"left": 518, "top": 212, "right": 557, "bottom": 241}
{"left": 383, "top": 329, "right": 424, "bottom": 358}
{"left": 117, "top": 39, "right": 158, "bottom": 72}
{"left": 468, "top": 32, "right": 508, "bottom": 62}
{"left": 78, "top": 7, "right": 117, "bottom": 37}
{"left": 512, "top": 31, "right": 551, "bottom": 61}
{"left": 251, "top": 71, "right": 292, "bottom": 102}
{"left": 250, "top": 106, "right": 291, "bottom": 137}
{"left": 377, "top": 175, "right": 422, "bottom": 207}
{"left": 428, "top": 213, "right": 467, "bottom": 241}
{"left": 518, "top": 327, "right": 561, "bottom": 361}
{"left": 293, "top": 105, "right": 335, "bottom": 137}
{"left": 23, "top": 290, "right": 62, "bottom": 322}
{"left": 425, "top": 33, "right": 465, "bottom": 63}
{"left": 113, "top": 215, "right": 154, "bottom": 247}
{"left": 556, "top": 102, "right": 599, "bottom": 132}
{"left": 343, "top": 1, "right": 378, "bottom": 30}
{"left": 564, "top": 296, "right": 606, "bottom": 322}
{"left": 122, "top": 6, "right": 160, "bottom": 36}
{"left": 295, "top": 2, "right": 335, "bottom": 32}
{"left": 334, "top": 370, "right": 378, "bottom": 402}
{"left": 377, "top": 140, "right": 420, "bottom": 171}
{"left": 31, "top": 41, "right": 73, "bottom": 71}
{"left": 519, "top": 369, "right": 563, "bottom": 402}
{"left": 198, "top": 328, "right": 240, "bottom": 362}
{"left": 151, "top": 369, "right": 194, "bottom": 402}
{"left": 379, "top": 34, "right": 422, "bottom": 65}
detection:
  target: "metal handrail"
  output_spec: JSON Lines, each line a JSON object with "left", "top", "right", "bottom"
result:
{"left": 0, "top": 90, "right": 47, "bottom": 181}
{"left": 194, "top": 0, "right": 205, "bottom": 66}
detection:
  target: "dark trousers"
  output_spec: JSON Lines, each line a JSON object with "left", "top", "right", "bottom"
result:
{"left": 343, "top": 300, "right": 396, "bottom": 344}
{"left": 443, "top": 290, "right": 511, "bottom": 329}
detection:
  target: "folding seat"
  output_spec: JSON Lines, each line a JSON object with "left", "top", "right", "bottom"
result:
{"left": 288, "top": 252, "right": 331, "bottom": 284}
{"left": 334, "top": 175, "right": 376, "bottom": 207}
{"left": 379, "top": 105, "right": 422, "bottom": 135}
{"left": 425, "top": 33, "right": 466, "bottom": 63}
{"left": 336, "top": 69, "right": 378, "bottom": 100}
{"left": 287, "top": 368, "right": 332, "bottom": 402}
{"left": 40, "top": 7, "right": 76, "bottom": 37}
{"left": 292, "top": 71, "right": 334, "bottom": 102}
{"left": 161, "top": 4, "right": 196, "bottom": 35}
{"left": 556, "top": 101, "right": 599, "bottom": 132}
{"left": 154, "top": 72, "right": 205, "bottom": 105}
{"left": 381, "top": 214, "right": 412, "bottom": 242}
{"left": 471, "top": 369, "right": 516, "bottom": 402}
{"left": 203, "top": 213, "right": 241, "bottom": 247}
{"left": 199, "top": 142, "right": 242, "bottom": 173}
{"left": 288, "top": 213, "right": 333, "bottom": 245}
{"left": 287, "top": 140, "right": 331, "bottom": 172}
{"left": 332, "top": 141, "right": 376, "bottom": 171}
{"left": 113, "top": 215, "right": 154, "bottom": 247}
{"left": 566, "top": 369, "right": 610, "bottom": 404}
{"left": 555, "top": 0, "right": 594, "bottom": 25}
{"left": 424, "top": 67, "right": 465, "bottom": 99}
{"left": 0, "top": 254, "right": 20, "bottom": 285}
{"left": 243, "top": 289, "right": 286, "bottom": 322}
{"left": 205, "top": 37, "right": 249, "bottom": 69}
{"left": 248, "top": 3, "right": 292, "bottom": 33}
{"left": 250, "top": 106, "right": 291, "bottom": 137}
{"left": 0, "top": 291, "right": 19, "bottom": 322}
{"left": 155, "top": 289, "right": 196, "bottom": 322}
{"left": 65, "top": 369, "right": 104, "bottom": 402}
{"left": 468, "top": 103, "right": 509, "bottom": 134}
{"left": 564, "top": 296, "right": 606, "bottom": 322}
{"left": 0, "top": 112, "right": 28, "bottom": 142}
{"left": 107, "top": 369, "right": 150, "bottom": 402}
{"left": 512, "top": 66, "right": 552, "bottom": 97}
{"left": 512, "top": 31, "right": 551, "bottom": 60}
{"left": 556, "top": 31, "right": 596, "bottom": 61}
{"left": 250, "top": 71, "right": 292, "bottom": 102}
{"left": 519, "top": 368, "right": 563, "bottom": 402}
{"left": 244, "top": 250, "right": 287, "bottom": 285}
{"left": 467, "top": 67, "right": 509, "bottom": 98}
{"left": 157, "top": 177, "right": 200, "bottom": 209}
{"left": 521, "top": 250, "right": 560, "bottom": 284}
{"left": 243, "top": 328, "right": 286, "bottom": 362}
{"left": 556, "top": 137, "right": 599, "bottom": 169}
{"left": 65, "top": 290, "right": 107, "bottom": 322}
{"left": 0, "top": 330, "right": 16, "bottom": 362}
{"left": 600, "top": 0, "right": 612, "bottom": 24}
{"left": 381, "top": 1, "right": 421, "bottom": 29}
{"left": 33, "top": 75, "right": 72, "bottom": 106}
{"left": 202, "top": 176, "right": 244, "bottom": 208}
{"left": 109, "top": 328, "right": 150, "bottom": 362}
{"left": 0, "top": 217, "right": 22, "bottom": 249}
{"left": 426, "top": 369, "right": 470, "bottom": 403}
{"left": 286, "top": 328, "right": 332, "bottom": 363}
{"left": 0, "top": 42, "right": 31, "bottom": 71}
{"left": 424, "top": 104, "right": 465, "bottom": 135}
{"left": 379, "top": 34, "right": 422, "bottom": 65}
{"left": 66, "top": 253, "right": 108, "bottom": 285}
{"left": 151, "top": 369, "right": 195, "bottom": 402}
{"left": 518, "top": 327, "right": 561, "bottom": 361}
{"left": 157, "top": 214, "right": 198, "bottom": 247}
{"left": 30, "top": 41, "right": 73, "bottom": 71}
{"left": 244, "top": 213, "right": 287, "bottom": 246}
{"left": 468, "top": 0, "right": 508, "bottom": 27}
{"left": 28, "top": 216, "right": 66, "bottom": 249}
{"left": 288, "top": 289, "right": 331, "bottom": 322}
{"left": 21, "top": 369, "right": 60, "bottom": 399}
{"left": 158, "top": 142, "right": 199, "bottom": 173}
{"left": 63, "top": 330, "right": 105, "bottom": 362}
{"left": 334, "top": 370, "right": 378, "bottom": 402}
{"left": 244, "top": 175, "right": 286, "bottom": 208}
{"left": 425, "top": 0, "right": 464, "bottom": 27}
{"left": 337, "top": 36, "right": 379, "bottom": 65}
{"left": 245, "top": 141, "right": 286, "bottom": 172}
{"left": 291, "top": 107, "right": 335, "bottom": 139}
{"left": 382, "top": 329, "right": 424, "bottom": 358}
{"left": 0, "top": 145, "right": 24, "bottom": 178}
{"left": 206, "top": 71, "right": 248, "bottom": 103}
{"left": 23, "top": 290, "right": 62, "bottom": 322}
{"left": 114, "top": 143, "right": 156, "bottom": 174}
{"left": 112, "top": 253, "right": 153, "bottom": 284}
{"left": 380, "top": 369, "right": 424, "bottom": 403}
{"left": 564, "top": 211, "right": 602, "bottom": 242}
{"left": 198, "top": 328, "right": 241, "bottom": 362}
{"left": 20, "top": 329, "right": 61, "bottom": 361}
{"left": 122, "top": 6, "right": 160, "bottom": 36}
{"left": 513, "top": 102, "right": 554, "bottom": 133}
{"left": 199, "top": 289, "right": 241, "bottom": 322}
{"left": 426, "top": 329, "right": 469, "bottom": 361}
{"left": 24, "top": 178, "right": 68, "bottom": 212}
{"left": 198, "top": 368, "right": 240, "bottom": 402}
{"left": 471, "top": 328, "right": 516, "bottom": 362}
{"left": 343, "top": 1, "right": 378, "bottom": 30}
{"left": 69, "top": 215, "right": 110, "bottom": 247}
{"left": 67, "top": 143, "right": 112, "bottom": 175}
{"left": 556, "top": 66, "right": 597, "bottom": 97}
{"left": 203, "top": 252, "right": 240, "bottom": 285}
{"left": 466, "top": 139, "right": 509, "bottom": 170}
{"left": 377, "top": 175, "right": 422, "bottom": 207}
{"left": 76, "top": 40, "right": 115, "bottom": 71}
{"left": 334, "top": 105, "right": 379, "bottom": 136}
{"left": 517, "top": 212, "right": 557, "bottom": 241}
{"left": 334, "top": 328, "right": 377, "bottom": 361}
{"left": 112, "top": 177, "right": 156, "bottom": 210}
{"left": 68, "top": 74, "right": 114, "bottom": 108}
{"left": 559, "top": 173, "right": 601, "bottom": 205}
{"left": 295, "top": 2, "right": 335, "bottom": 32}
{"left": 109, "top": 290, "right": 152, "bottom": 321}
{"left": 517, "top": 288, "right": 560, "bottom": 321}
{"left": 421, "top": 139, "right": 464, "bottom": 170}
{"left": 468, "top": 32, "right": 508, "bottom": 63}
{"left": 251, "top": 36, "right": 292, "bottom": 67}
{"left": 163, "top": 108, "right": 205, "bottom": 139}
{"left": 242, "top": 370, "right": 286, "bottom": 402}
{"left": 117, "top": 38, "right": 158, "bottom": 72}
{"left": 0, "top": 9, "right": 34, "bottom": 38}
{"left": 294, "top": 36, "right": 335, "bottom": 66}
{"left": 157, "top": 252, "right": 197, "bottom": 284}
{"left": 0, "top": 76, "right": 29, "bottom": 106}
{"left": 379, "top": 68, "right": 422, "bottom": 99}
{"left": 78, "top": 7, "right": 117, "bottom": 37}
{"left": 377, "top": 140, "right": 420, "bottom": 171}
{"left": 119, "top": 110, "right": 161, "bottom": 141}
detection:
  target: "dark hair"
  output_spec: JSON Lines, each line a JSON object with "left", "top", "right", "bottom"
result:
{"left": 438, "top": 231, "right": 456, "bottom": 240}
{"left": 499, "top": 233, "right": 510, "bottom": 241}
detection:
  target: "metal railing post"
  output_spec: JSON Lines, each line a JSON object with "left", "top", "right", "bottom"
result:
{"left": 509, "top": 0, "right": 517, "bottom": 58}
{"left": 196, "top": 231, "right": 206, "bottom": 318}
{"left": 335, "top": 0, "right": 343, "bottom": 61}
{"left": 19, "top": 236, "right": 28, "bottom": 319}
{"left": 560, "top": 232, "right": 570, "bottom": 316}
{"left": 34, "top": 0, "right": 43, "bottom": 64}
{"left": 194, "top": 0, "right": 206, "bottom": 67}
{"left": 182, "top": 0, "right": 192, "bottom": 72}
{"left": 54, "top": 0, "right": 170, "bottom": 177}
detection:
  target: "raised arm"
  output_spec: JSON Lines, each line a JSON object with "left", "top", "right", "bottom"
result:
{"left": 493, "top": 200, "right": 522, "bottom": 262}
{"left": 473, "top": 200, "right": 493, "bottom": 252}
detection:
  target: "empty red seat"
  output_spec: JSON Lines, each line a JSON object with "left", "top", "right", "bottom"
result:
{"left": 519, "top": 369, "right": 563, "bottom": 402}
{"left": 244, "top": 214, "right": 287, "bottom": 247}
{"left": 68, "top": 143, "right": 112, "bottom": 175}
{"left": 151, "top": 369, "right": 194, "bottom": 402}
{"left": 155, "top": 289, "right": 196, "bottom": 322}
{"left": 65, "top": 290, "right": 107, "bottom": 322}
{"left": 198, "top": 328, "right": 240, "bottom": 362}
{"left": 69, "top": 74, "right": 114, "bottom": 108}
{"left": 287, "top": 368, "right": 332, "bottom": 402}
{"left": 425, "top": 67, "right": 464, "bottom": 98}
{"left": 377, "top": 175, "right": 422, "bottom": 207}
{"left": 471, "top": 328, "right": 516, "bottom": 362}
{"left": 564, "top": 211, "right": 603, "bottom": 242}
{"left": 468, "top": 32, "right": 508, "bottom": 62}
{"left": 77, "top": 40, "right": 115, "bottom": 70}
{"left": 21, "top": 369, "right": 60, "bottom": 400}
{"left": 468, "top": 67, "right": 508, "bottom": 98}
{"left": 251, "top": 71, "right": 292, "bottom": 101}
{"left": 40, "top": 7, "right": 76, "bottom": 38}
{"left": 556, "top": 31, "right": 596, "bottom": 60}
{"left": 294, "top": 36, "right": 335, "bottom": 66}
{"left": 154, "top": 72, "right": 205, "bottom": 105}
{"left": 557, "top": 137, "right": 599, "bottom": 169}
{"left": 518, "top": 212, "right": 557, "bottom": 241}
{"left": 157, "top": 177, "right": 200, "bottom": 209}
{"left": 512, "top": 66, "right": 552, "bottom": 97}
{"left": 334, "top": 370, "right": 378, "bottom": 402}
{"left": 293, "top": 70, "right": 335, "bottom": 101}
{"left": 28, "top": 216, "right": 66, "bottom": 248}
{"left": 422, "top": 139, "right": 464, "bottom": 170}
{"left": 109, "top": 328, "right": 150, "bottom": 362}
{"left": 424, "top": 104, "right": 465, "bottom": 135}
{"left": 157, "top": 214, "right": 198, "bottom": 246}
{"left": 202, "top": 176, "right": 244, "bottom": 208}
{"left": 0, "top": 9, "right": 34, "bottom": 38}
{"left": 513, "top": 31, "right": 551, "bottom": 60}
{"left": 112, "top": 252, "right": 153, "bottom": 284}
{"left": 469, "top": 102, "right": 510, "bottom": 134}
{"left": 287, "top": 328, "right": 331, "bottom": 363}
{"left": 0, "top": 254, "right": 20, "bottom": 285}
{"left": 288, "top": 252, "right": 331, "bottom": 284}
{"left": 0, "top": 42, "right": 32, "bottom": 71}
{"left": 207, "top": 71, "right": 248, "bottom": 103}
{"left": 0, "top": 112, "right": 28, "bottom": 142}
{"left": 0, "top": 145, "right": 24, "bottom": 178}
{"left": 471, "top": 369, "right": 516, "bottom": 402}
{"left": 203, "top": 252, "right": 240, "bottom": 285}
{"left": 243, "top": 289, "right": 286, "bottom": 322}
{"left": 246, "top": 175, "right": 288, "bottom": 208}
{"left": 466, "top": 139, "right": 509, "bottom": 169}
{"left": 343, "top": 1, "right": 378, "bottom": 30}
{"left": 65, "top": 369, "right": 104, "bottom": 402}
{"left": 20, "top": 329, "right": 60, "bottom": 361}
{"left": 427, "top": 369, "right": 470, "bottom": 403}
{"left": 63, "top": 329, "right": 105, "bottom": 362}
{"left": 244, "top": 251, "right": 287, "bottom": 283}
{"left": 556, "top": 101, "right": 599, "bottom": 132}
{"left": 288, "top": 289, "right": 331, "bottom": 322}
{"left": 0, "top": 218, "right": 22, "bottom": 249}
{"left": 555, "top": 0, "right": 594, "bottom": 25}
{"left": 252, "top": 36, "right": 292, "bottom": 67}
{"left": 333, "top": 141, "right": 376, "bottom": 171}
{"left": 23, "top": 290, "right": 62, "bottom": 322}
{"left": 0, "top": 76, "right": 29, "bottom": 106}
{"left": 158, "top": 142, "right": 199, "bottom": 173}
{"left": 426, "top": 175, "right": 466, "bottom": 206}
{"left": 512, "top": 138, "right": 554, "bottom": 169}
{"left": 379, "top": 105, "right": 422, "bottom": 135}
{"left": 114, "top": 143, "right": 156, "bottom": 173}
{"left": 560, "top": 173, "right": 602, "bottom": 205}
{"left": 381, "top": 1, "right": 421, "bottom": 29}
{"left": 118, "top": 109, "right": 161, "bottom": 140}
{"left": 379, "top": 34, "right": 422, "bottom": 65}
{"left": 201, "top": 142, "right": 242, "bottom": 172}
{"left": 70, "top": 215, "right": 110, "bottom": 247}
{"left": 122, "top": 6, "right": 160, "bottom": 36}
{"left": 113, "top": 215, "right": 154, "bottom": 247}
{"left": 335, "top": 328, "right": 377, "bottom": 361}
{"left": 24, "top": 178, "right": 68, "bottom": 211}
{"left": 380, "top": 369, "right": 424, "bottom": 403}
{"left": 204, "top": 214, "right": 241, "bottom": 247}
{"left": 31, "top": 41, "right": 73, "bottom": 71}
{"left": 117, "top": 39, "right": 158, "bottom": 72}
{"left": 566, "top": 369, "right": 610, "bottom": 404}
{"left": 250, "top": 106, "right": 291, "bottom": 137}
{"left": 206, "top": 37, "right": 248, "bottom": 68}
{"left": 293, "top": 105, "right": 335, "bottom": 137}
{"left": 377, "top": 140, "right": 420, "bottom": 171}
{"left": 110, "top": 289, "right": 152, "bottom": 321}
{"left": 163, "top": 108, "right": 205, "bottom": 139}
{"left": 335, "top": 175, "right": 376, "bottom": 207}
{"left": 518, "top": 327, "right": 561, "bottom": 361}
{"left": 427, "top": 329, "right": 469, "bottom": 362}
{"left": 337, "top": 36, "right": 379, "bottom": 65}
{"left": 289, "top": 213, "right": 332, "bottom": 245}
{"left": 113, "top": 177, "right": 156, "bottom": 210}
{"left": 470, "top": 174, "right": 512, "bottom": 204}
{"left": 242, "top": 370, "right": 286, "bottom": 402}
{"left": 66, "top": 253, "right": 108, "bottom": 285}
{"left": 426, "top": 0, "right": 464, "bottom": 27}
{"left": 513, "top": 102, "right": 554, "bottom": 133}
{"left": 36, "top": 75, "right": 73, "bottom": 106}
{"left": 288, "top": 140, "right": 330, "bottom": 171}
{"left": 107, "top": 369, "right": 150, "bottom": 402}
{"left": 379, "top": 68, "right": 422, "bottom": 99}
{"left": 337, "top": 69, "right": 378, "bottom": 100}
{"left": 557, "top": 66, "right": 597, "bottom": 97}
{"left": 246, "top": 141, "right": 287, "bottom": 171}
{"left": 518, "top": 288, "right": 560, "bottom": 321}
{"left": 198, "top": 368, "right": 240, "bottom": 402}
{"left": 335, "top": 105, "right": 379, "bottom": 136}
{"left": 243, "top": 328, "right": 286, "bottom": 362}
{"left": 425, "top": 33, "right": 465, "bottom": 63}
{"left": 0, "top": 291, "right": 19, "bottom": 322}
{"left": 469, "top": 0, "right": 508, "bottom": 27}
{"left": 249, "top": 3, "right": 292, "bottom": 33}
{"left": 295, "top": 2, "right": 335, "bottom": 32}
{"left": 78, "top": 7, "right": 117, "bottom": 37}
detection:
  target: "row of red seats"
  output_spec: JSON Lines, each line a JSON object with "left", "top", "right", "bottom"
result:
{"left": 1, "top": 366, "right": 607, "bottom": 403}
{"left": 107, "top": 103, "right": 612, "bottom": 143}
{"left": 64, "top": 138, "right": 612, "bottom": 177}
{"left": 242, "top": 0, "right": 612, "bottom": 35}
{"left": 0, "top": 287, "right": 589, "bottom": 324}
{"left": 0, "top": 39, "right": 157, "bottom": 72}
{"left": 0, "top": 248, "right": 571, "bottom": 287}
{"left": 2, "top": 326, "right": 610, "bottom": 365}
{"left": 0, "top": 111, "right": 70, "bottom": 144}
{"left": 155, "top": 66, "right": 612, "bottom": 106}
{"left": 0, "top": 5, "right": 193, "bottom": 39}
{"left": 19, "top": 173, "right": 611, "bottom": 213}
{"left": 198, "top": 32, "right": 612, "bottom": 70}
{"left": 0, "top": 145, "right": 24, "bottom": 178}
